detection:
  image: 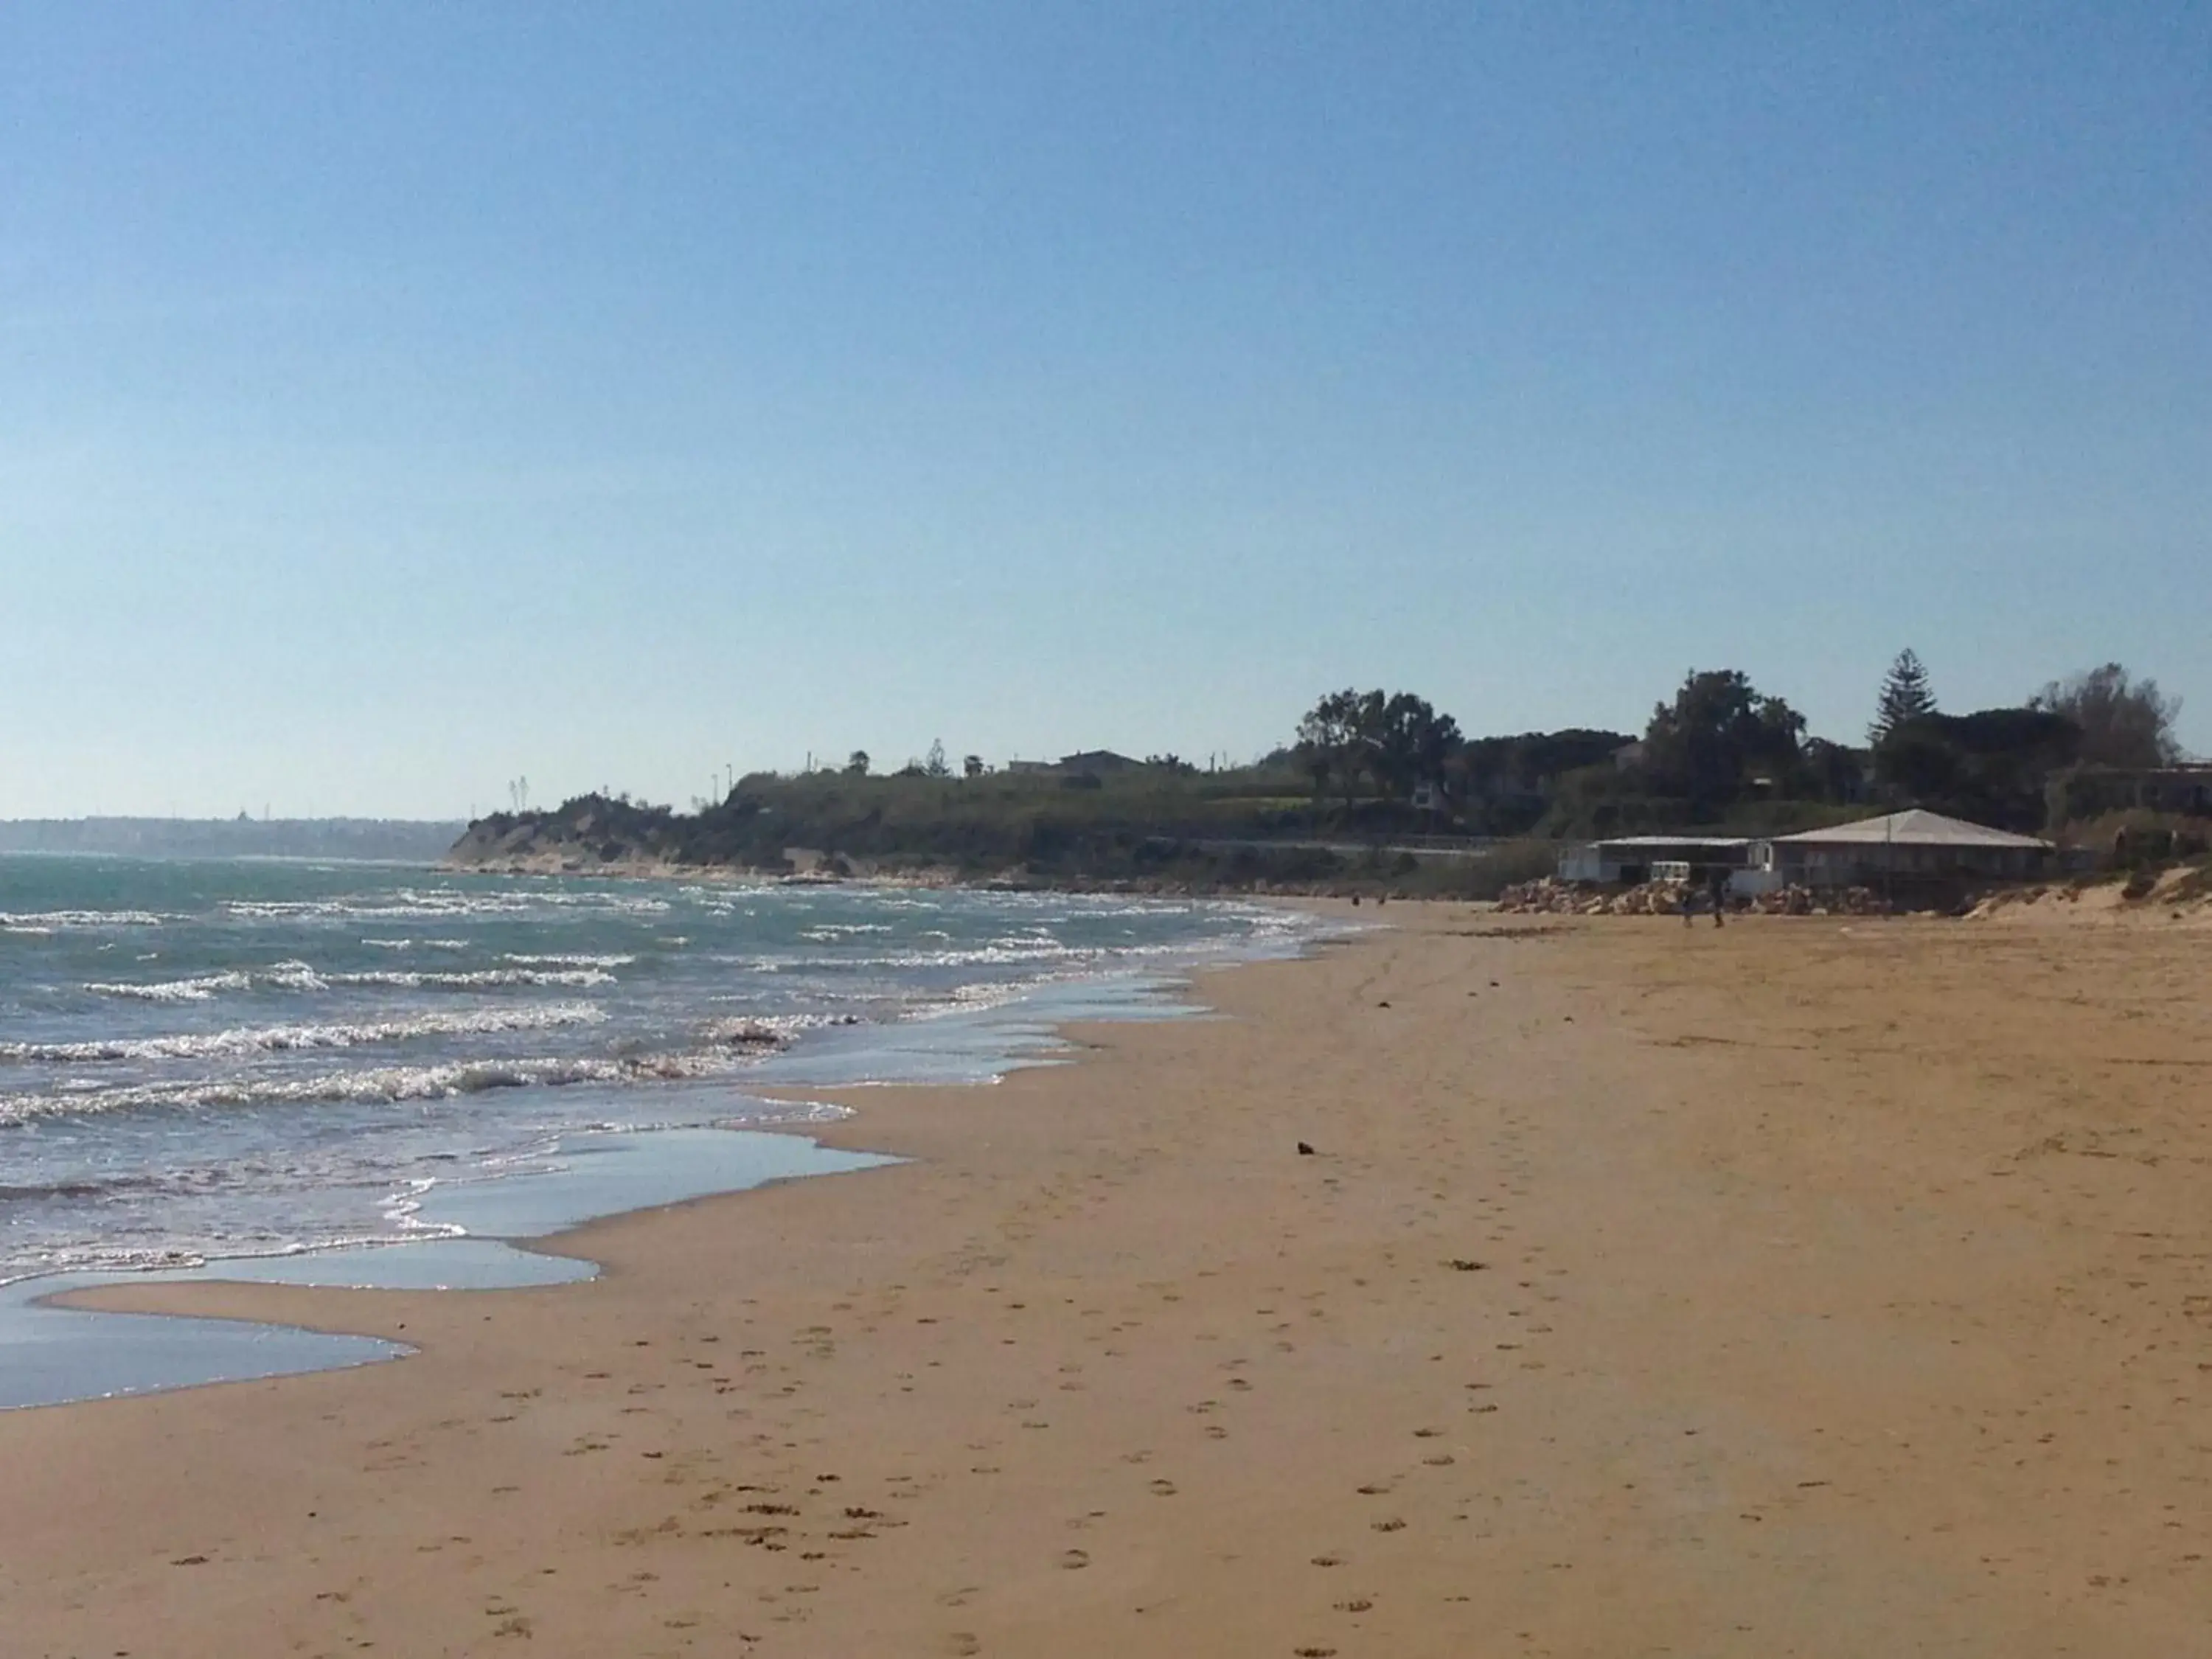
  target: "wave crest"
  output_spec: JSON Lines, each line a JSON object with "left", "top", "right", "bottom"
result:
{"left": 1, "top": 1002, "right": 608, "bottom": 1065}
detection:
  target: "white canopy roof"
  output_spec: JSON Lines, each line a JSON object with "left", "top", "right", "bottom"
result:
{"left": 1591, "top": 835, "right": 1752, "bottom": 849}
{"left": 1771, "top": 809, "right": 2051, "bottom": 850}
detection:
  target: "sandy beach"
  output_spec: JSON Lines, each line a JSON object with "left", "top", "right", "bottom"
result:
{"left": 5, "top": 905, "right": 2208, "bottom": 1657}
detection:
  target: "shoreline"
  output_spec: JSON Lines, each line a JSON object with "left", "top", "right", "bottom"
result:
{"left": 5, "top": 905, "right": 2205, "bottom": 1654}
{"left": 6, "top": 919, "right": 1321, "bottom": 1410}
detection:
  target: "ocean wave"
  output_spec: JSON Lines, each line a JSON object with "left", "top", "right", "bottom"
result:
{"left": 1, "top": 908, "right": 170, "bottom": 930}
{"left": 0, "top": 1002, "right": 608, "bottom": 1065}
{"left": 698, "top": 1012, "right": 848, "bottom": 1046}
{"left": 0, "top": 1043, "right": 758, "bottom": 1124}
{"left": 757, "top": 940, "right": 1110, "bottom": 972}
{"left": 328, "top": 967, "right": 617, "bottom": 990}
{"left": 78, "top": 963, "right": 615, "bottom": 999}
{"left": 223, "top": 891, "right": 535, "bottom": 921}
{"left": 83, "top": 971, "right": 253, "bottom": 1003}
{"left": 500, "top": 953, "right": 636, "bottom": 968}
{"left": 1, "top": 1244, "right": 212, "bottom": 1283}
{"left": 223, "top": 888, "right": 672, "bottom": 922}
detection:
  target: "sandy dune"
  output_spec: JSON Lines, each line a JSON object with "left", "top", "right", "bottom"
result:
{"left": 4, "top": 905, "right": 2208, "bottom": 1656}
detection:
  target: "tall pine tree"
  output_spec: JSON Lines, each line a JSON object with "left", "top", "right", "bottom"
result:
{"left": 1869, "top": 649, "right": 1937, "bottom": 744}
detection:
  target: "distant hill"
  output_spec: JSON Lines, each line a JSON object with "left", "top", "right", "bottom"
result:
{"left": 0, "top": 818, "right": 467, "bottom": 863}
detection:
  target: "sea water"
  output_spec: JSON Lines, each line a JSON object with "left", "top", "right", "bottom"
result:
{"left": 0, "top": 856, "right": 1316, "bottom": 1405}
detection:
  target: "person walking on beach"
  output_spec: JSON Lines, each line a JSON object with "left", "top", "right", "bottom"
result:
{"left": 1707, "top": 866, "right": 1728, "bottom": 928}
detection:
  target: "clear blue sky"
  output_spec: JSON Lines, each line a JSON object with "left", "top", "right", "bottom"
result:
{"left": 4, "top": 2, "right": 2205, "bottom": 818}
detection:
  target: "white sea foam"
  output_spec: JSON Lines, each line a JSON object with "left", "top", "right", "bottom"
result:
{"left": 82, "top": 971, "right": 254, "bottom": 1003}
{"left": 699, "top": 1012, "right": 830, "bottom": 1045}
{"left": 226, "top": 891, "right": 534, "bottom": 922}
{"left": 0, "top": 1043, "right": 754, "bottom": 1124}
{"left": 74, "top": 960, "right": 611, "bottom": 998}
{"left": 1, "top": 908, "right": 169, "bottom": 929}
{"left": 500, "top": 953, "right": 637, "bottom": 968}
{"left": 0, "top": 1244, "right": 212, "bottom": 1284}
{"left": 327, "top": 967, "right": 616, "bottom": 990}
{"left": 0, "top": 1002, "right": 608, "bottom": 1066}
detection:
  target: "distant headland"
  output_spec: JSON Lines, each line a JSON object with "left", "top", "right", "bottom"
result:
{"left": 0, "top": 818, "right": 467, "bottom": 863}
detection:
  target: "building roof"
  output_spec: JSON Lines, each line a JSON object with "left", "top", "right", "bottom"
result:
{"left": 1590, "top": 835, "right": 1752, "bottom": 849}
{"left": 1770, "top": 809, "right": 2051, "bottom": 850}
{"left": 1057, "top": 750, "right": 1141, "bottom": 771}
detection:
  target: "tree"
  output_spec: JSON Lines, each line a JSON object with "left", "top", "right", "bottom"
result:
{"left": 1801, "top": 737, "right": 1868, "bottom": 804}
{"left": 1873, "top": 707, "right": 2080, "bottom": 830}
{"left": 1869, "top": 649, "right": 1937, "bottom": 744}
{"left": 2031, "top": 664, "right": 2183, "bottom": 769}
{"left": 846, "top": 750, "right": 870, "bottom": 777}
{"left": 925, "top": 739, "right": 950, "bottom": 779}
{"left": 1370, "top": 693, "right": 1461, "bottom": 802}
{"left": 1295, "top": 688, "right": 1461, "bottom": 808}
{"left": 1295, "top": 689, "right": 1368, "bottom": 809}
{"left": 1640, "top": 669, "right": 1807, "bottom": 816}
{"left": 962, "top": 754, "right": 986, "bottom": 779}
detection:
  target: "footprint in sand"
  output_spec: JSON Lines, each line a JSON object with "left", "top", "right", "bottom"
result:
{"left": 1060, "top": 1549, "right": 1091, "bottom": 1570}
{"left": 1149, "top": 1479, "right": 1178, "bottom": 1497}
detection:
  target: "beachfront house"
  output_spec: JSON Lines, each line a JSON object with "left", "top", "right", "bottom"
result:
{"left": 1557, "top": 835, "right": 1753, "bottom": 887}
{"left": 1006, "top": 751, "right": 1144, "bottom": 779}
{"left": 1748, "top": 809, "right": 2052, "bottom": 891}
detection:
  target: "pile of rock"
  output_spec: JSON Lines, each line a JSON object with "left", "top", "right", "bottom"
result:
{"left": 1495, "top": 877, "right": 1691, "bottom": 916}
{"left": 1738, "top": 883, "right": 1880, "bottom": 914}
{"left": 1496, "top": 878, "right": 1886, "bottom": 917}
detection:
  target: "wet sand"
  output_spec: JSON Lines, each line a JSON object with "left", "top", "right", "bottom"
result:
{"left": 4, "top": 906, "right": 2208, "bottom": 1656}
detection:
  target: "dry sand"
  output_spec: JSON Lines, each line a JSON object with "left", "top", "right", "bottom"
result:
{"left": 4, "top": 905, "right": 2208, "bottom": 1657}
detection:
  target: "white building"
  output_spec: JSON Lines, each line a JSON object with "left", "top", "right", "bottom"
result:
{"left": 1557, "top": 835, "right": 1753, "bottom": 886}
{"left": 1750, "top": 810, "right": 2052, "bottom": 889}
